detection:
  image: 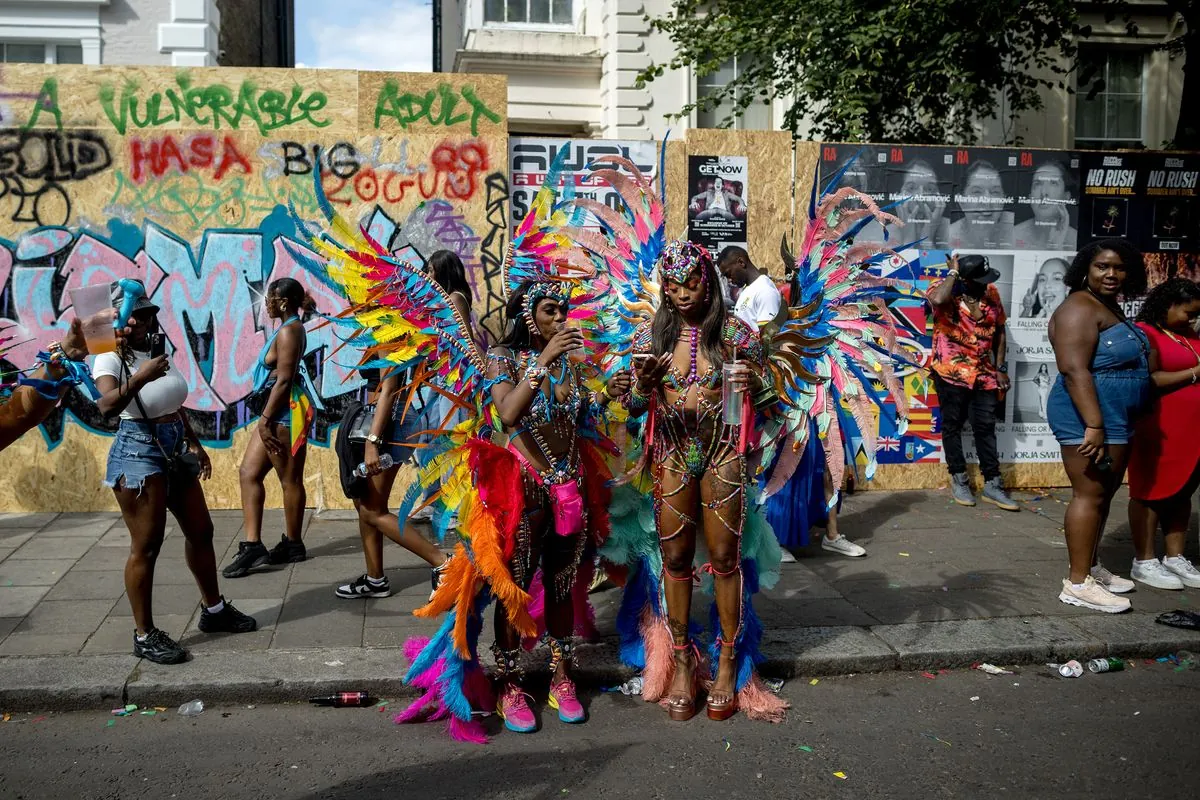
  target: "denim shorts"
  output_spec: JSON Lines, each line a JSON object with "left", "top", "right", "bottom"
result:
{"left": 104, "top": 419, "right": 186, "bottom": 492}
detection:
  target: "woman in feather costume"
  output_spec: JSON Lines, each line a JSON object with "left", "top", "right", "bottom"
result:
{"left": 620, "top": 240, "right": 786, "bottom": 722}
{"left": 556, "top": 150, "right": 918, "bottom": 724}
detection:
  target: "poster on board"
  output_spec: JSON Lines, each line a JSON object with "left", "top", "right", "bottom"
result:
{"left": 509, "top": 138, "right": 658, "bottom": 233}
{"left": 687, "top": 154, "right": 748, "bottom": 254}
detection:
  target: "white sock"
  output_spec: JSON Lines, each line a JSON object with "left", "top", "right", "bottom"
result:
{"left": 136, "top": 631, "right": 148, "bottom": 642}
{"left": 206, "top": 599, "right": 225, "bottom": 614}
{"left": 366, "top": 575, "right": 386, "bottom": 585}
{"left": 1071, "top": 582, "right": 1087, "bottom": 590}
{"left": 1134, "top": 558, "right": 1159, "bottom": 566}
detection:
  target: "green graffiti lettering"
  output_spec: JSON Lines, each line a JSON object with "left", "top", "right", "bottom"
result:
{"left": 97, "top": 75, "right": 331, "bottom": 135}
{"left": 373, "top": 81, "right": 500, "bottom": 135}
{"left": 21, "top": 78, "right": 63, "bottom": 130}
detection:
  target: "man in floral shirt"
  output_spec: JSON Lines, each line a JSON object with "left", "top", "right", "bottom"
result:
{"left": 926, "top": 254, "right": 1019, "bottom": 511}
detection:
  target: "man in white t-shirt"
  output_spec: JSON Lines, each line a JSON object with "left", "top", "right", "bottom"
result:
{"left": 718, "top": 245, "right": 782, "bottom": 330}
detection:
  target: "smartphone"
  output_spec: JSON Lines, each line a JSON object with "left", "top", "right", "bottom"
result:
{"left": 148, "top": 332, "right": 166, "bottom": 359}
{"left": 1096, "top": 454, "right": 1113, "bottom": 472}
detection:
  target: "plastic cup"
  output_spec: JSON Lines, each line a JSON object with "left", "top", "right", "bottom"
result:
{"left": 69, "top": 283, "right": 117, "bottom": 355}
{"left": 722, "top": 361, "right": 746, "bottom": 426}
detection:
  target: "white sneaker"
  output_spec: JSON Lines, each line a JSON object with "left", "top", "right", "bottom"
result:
{"left": 1090, "top": 564, "right": 1135, "bottom": 594}
{"left": 1162, "top": 556, "right": 1200, "bottom": 589}
{"left": 1130, "top": 558, "right": 1185, "bottom": 590}
{"left": 1059, "top": 576, "right": 1131, "bottom": 613}
{"left": 821, "top": 535, "right": 867, "bottom": 558}
{"left": 779, "top": 549, "right": 797, "bottom": 563}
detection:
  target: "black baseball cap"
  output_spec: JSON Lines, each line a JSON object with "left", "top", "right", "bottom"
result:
{"left": 958, "top": 254, "right": 1000, "bottom": 285}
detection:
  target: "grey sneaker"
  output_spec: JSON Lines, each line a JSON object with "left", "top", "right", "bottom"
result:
{"left": 950, "top": 473, "right": 976, "bottom": 507}
{"left": 980, "top": 478, "right": 1019, "bottom": 511}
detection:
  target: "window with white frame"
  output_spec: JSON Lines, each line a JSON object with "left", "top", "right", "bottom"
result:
{"left": 0, "top": 43, "right": 84, "bottom": 64}
{"left": 483, "top": 0, "right": 573, "bottom": 25}
{"left": 1075, "top": 48, "right": 1146, "bottom": 149}
{"left": 696, "top": 55, "right": 771, "bottom": 130}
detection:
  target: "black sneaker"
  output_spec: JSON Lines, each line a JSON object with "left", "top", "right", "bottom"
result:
{"left": 222, "top": 541, "right": 270, "bottom": 578}
{"left": 198, "top": 600, "right": 258, "bottom": 634}
{"left": 430, "top": 555, "right": 453, "bottom": 600}
{"left": 134, "top": 628, "right": 188, "bottom": 665}
{"left": 269, "top": 535, "right": 306, "bottom": 565}
{"left": 336, "top": 574, "right": 392, "bottom": 599}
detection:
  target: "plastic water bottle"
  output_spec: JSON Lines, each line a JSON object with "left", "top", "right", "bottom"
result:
{"left": 354, "top": 453, "right": 393, "bottom": 478}
{"left": 177, "top": 699, "right": 204, "bottom": 716}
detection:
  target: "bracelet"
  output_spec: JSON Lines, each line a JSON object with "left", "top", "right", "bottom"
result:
{"left": 1085, "top": 425, "right": 1104, "bottom": 430}
{"left": 523, "top": 364, "right": 548, "bottom": 390}
{"left": 601, "top": 383, "right": 612, "bottom": 400}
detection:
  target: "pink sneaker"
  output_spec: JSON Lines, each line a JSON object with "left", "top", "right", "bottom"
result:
{"left": 497, "top": 684, "right": 537, "bottom": 733}
{"left": 548, "top": 676, "right": 586, "bottom": 723}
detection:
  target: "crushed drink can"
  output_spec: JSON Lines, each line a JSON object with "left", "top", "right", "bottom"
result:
{"left": 1087, "top": 657, "right": 1124, "bottom": 673}
{"left": 1058, "top": 660, "right": 1084, "bottom": 678}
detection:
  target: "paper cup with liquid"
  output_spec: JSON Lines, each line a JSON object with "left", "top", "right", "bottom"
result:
{"left": 69, "top": 283, "right": 117, "bottom": 355}
{"left": 722, "top": 361, "right": 746, "bottom": 425}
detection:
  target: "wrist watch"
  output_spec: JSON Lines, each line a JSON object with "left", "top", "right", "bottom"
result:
{"left": 997, "top": 364, "right": 1008, "bottom": 374}
{"left": 365, "top": 433, "right": 384, "bottom": 445}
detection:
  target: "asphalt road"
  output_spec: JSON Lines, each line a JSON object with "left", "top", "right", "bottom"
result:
{"left": 2, "top": 663, "right": 1198, "bottom": 799}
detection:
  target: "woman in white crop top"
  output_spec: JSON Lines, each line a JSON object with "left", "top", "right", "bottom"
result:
{"left": 93, "top": 280, "right": 257, "bottom": 665}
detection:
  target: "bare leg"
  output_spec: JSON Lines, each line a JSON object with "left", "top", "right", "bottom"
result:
{"left": 238, "top": 433, "right": 273, "bottom": 544}
{"left": 167, "top": 476, "right": 221, "bottom": 606}
{"left": 352, "top": 500, "right": 385, "bottom": 578}
{"left": 1129, "top": 497, "right": 1158, "bottom": 562}
{"left": 657, "top": 456, "right": 700, "bottom": 708}
{"left": 823, "top": 468, "right": 840, "bottom": 541}
{"left": 113, "top": 476, "right": 169, "bottom": 635}
{"left": 1088, "top": 445, "right": 1129, "bottom": 568}
{"left": 700, "top": 447, "right": 744, "bottom": 706}
{"left": 354, "top": 465, "right": 446, "bottom": 569}
{"left": 268, "top": 431, "right": 307, "bottom": 543}
{"left": 1061, "top": 445, "right": 1127, "bottom": 583}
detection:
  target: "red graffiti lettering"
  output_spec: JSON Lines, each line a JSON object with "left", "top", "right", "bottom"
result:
{"left": 955, "top": 150, "right": 969, "bottom": 165}
{"left": 420, "top": 140, "right": 489, "bottom": 201}
{"left": 889, "top": 147, "right": 904, "bottom": 163}
{"left": 128, "top": 134, "right": 253, "bottom": 183}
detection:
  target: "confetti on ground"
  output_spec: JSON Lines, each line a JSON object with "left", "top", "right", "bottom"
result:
{"left": 809, "top": 678, "right": 820, "bottom": 686}
{"left": 2, "top": 713, "right": 9, "bottom": 723}
{"left": 898, "top": 552, "right": 910, "bottom": 557}
{"left": 922, "top": 733, "right": 952, "bottom": 747}
{"left": 1134, "top": 711, "right": 1141, "bottom": 716}
{"left": 970, "top": 696, "right": 980, "bottom": 702}
{"left": 30, "top": 716, "right": 46, "bottom": 723}
{"left": 833, "top": 772, "right": 847, "bottom": 780}
{"left": 797, "top": 745, "right": 814, "bottom": 753}
{"left": 105, "top": 719, "right": 115, "bottom": 728}
{"left": 154, "top": 707, "right": 167, "bottom": 712}
{"left": 125, "top": 704, "right": 137, "bottom": 713}
{"left": 921, "top": 672, "right": 937, "bottom": 679}
{"left": 723, "top": 738, "right": 731, "bottom": 751}
{"left": 140, "top": 710, "right": 156, "bottom": 716}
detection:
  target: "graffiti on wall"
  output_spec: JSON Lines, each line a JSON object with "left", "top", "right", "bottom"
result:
{"left": 0, "top": 190, "right": 489, "bottom": 447}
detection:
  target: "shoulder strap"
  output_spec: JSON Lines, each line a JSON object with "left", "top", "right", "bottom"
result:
{"left": 121, "top": 359, "right": 174, "bottom": 460}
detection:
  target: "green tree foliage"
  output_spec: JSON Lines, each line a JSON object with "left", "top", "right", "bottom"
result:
{"left": 639, "top": 0, "right": 1087, "bottom": 144}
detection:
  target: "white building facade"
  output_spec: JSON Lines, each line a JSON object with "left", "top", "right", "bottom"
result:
{"left": 438, "top": 0, "right": 1186, "bottom": 149}
{"left": 0, "top": 0, "right": 293, "bottom": 68}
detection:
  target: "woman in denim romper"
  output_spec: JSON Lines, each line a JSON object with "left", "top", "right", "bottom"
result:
{"left": 94, "top": 281, "right": 257, "bottom": 665}
{"left": 1047, "top": 240, "right": 1150, "bottom": 614}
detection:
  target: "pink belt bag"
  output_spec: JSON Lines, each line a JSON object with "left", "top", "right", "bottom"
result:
{"left": 548, "top": 480, "right": 585, "bottom": 537}
{"left": 509, "top": 445, "right": 585, "bottom": 537}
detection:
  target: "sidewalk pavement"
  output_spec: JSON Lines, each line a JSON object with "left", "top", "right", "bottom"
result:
{"left": 1, "top": 488, "right": 1197, "bottom": 711}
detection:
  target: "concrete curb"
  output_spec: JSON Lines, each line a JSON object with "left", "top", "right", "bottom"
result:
{"left": 2, "top": 615, "right": 1196, "bottom": 712}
